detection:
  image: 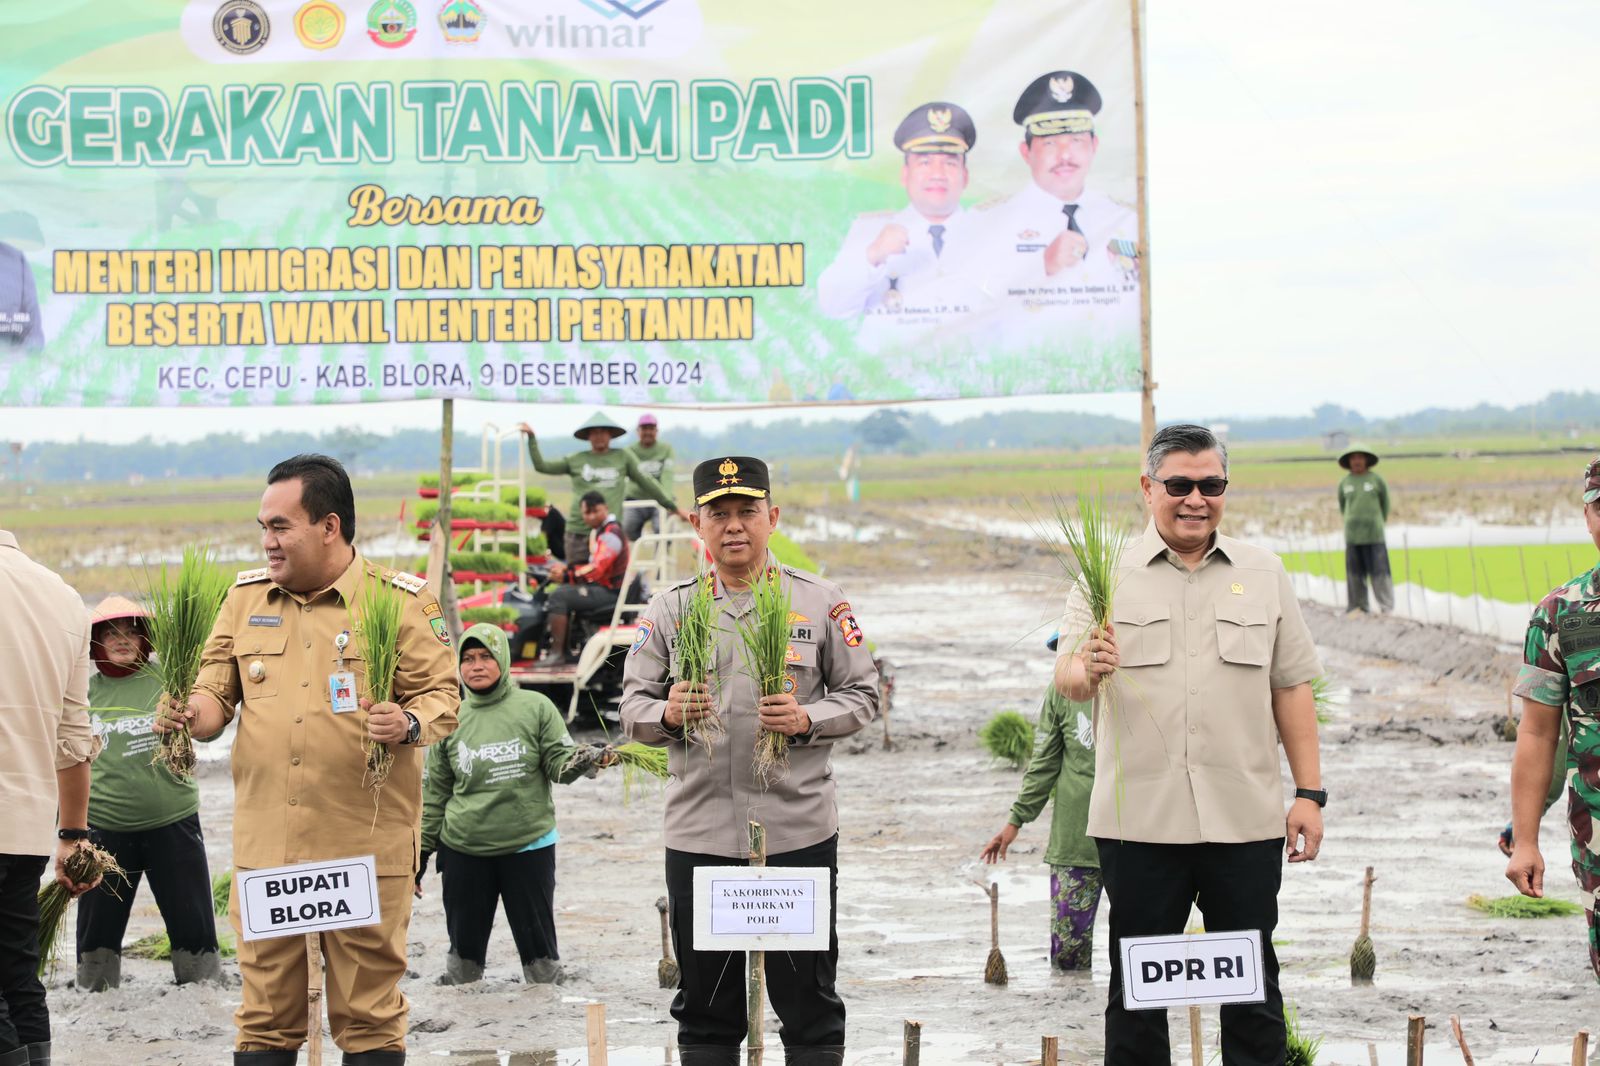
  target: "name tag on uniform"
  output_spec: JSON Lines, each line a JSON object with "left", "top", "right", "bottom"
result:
{"left": 248, "top": 615, "right": 282, "bottom": 627}
{"left": 329, "top": 671, "right": 359, "bottom": 713}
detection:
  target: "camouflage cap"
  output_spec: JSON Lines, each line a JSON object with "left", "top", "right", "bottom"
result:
{"left": 1585, "top": 454, "right": 1600, "bottom": 505}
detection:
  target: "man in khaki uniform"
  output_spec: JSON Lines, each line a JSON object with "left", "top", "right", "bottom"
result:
{"left": 159, "top": 454, "right": 459, "bottom": 1066}
{"left": 1056, "top": 424, "right": 1324, "bottom": 1066}
{"left": 621, "top": 456, "right": 879, "bottom": 1066}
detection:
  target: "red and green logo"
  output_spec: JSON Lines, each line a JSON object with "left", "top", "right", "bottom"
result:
{"left": 366, "top": 0, "right": 417, "bottom": 48}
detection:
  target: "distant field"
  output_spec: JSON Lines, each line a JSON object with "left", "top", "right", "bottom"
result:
{"left": 1281, "top": 543, "right": 1598, "bottom": 607}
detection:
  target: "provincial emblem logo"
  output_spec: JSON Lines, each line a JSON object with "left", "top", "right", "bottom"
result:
{"left": 214, "top": 0, "right": 270, "bottom": 54}
{"left": 438, "top": 0, "right": 484, "bottom": 43}
{"left": 294, "top": 1, "right": 345, "bottom": 48}
{"left": 367, "top": 0, "right": 417, "bottom": 47}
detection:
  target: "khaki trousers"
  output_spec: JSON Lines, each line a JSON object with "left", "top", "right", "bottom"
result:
{"left": 230, "top": 873, "right": 413, "bottom": 1053}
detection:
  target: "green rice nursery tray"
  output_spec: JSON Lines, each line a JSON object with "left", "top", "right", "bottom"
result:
{"left": 460, "top": 606, "right": 519, "bottom": 627}
{"left": 416, "top": 500, "right": 520, "bottom": 525}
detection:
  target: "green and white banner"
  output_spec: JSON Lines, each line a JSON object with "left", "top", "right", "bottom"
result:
{"left": 0, "top": 0, "right": 1143, "bottom": 408}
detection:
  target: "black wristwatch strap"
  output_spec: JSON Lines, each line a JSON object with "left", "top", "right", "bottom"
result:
{"left": 58, "top": 828, "right": 90, "bottom": 841}
{"left": 1294, "top": 787, "right": 1328, "bottom": 808}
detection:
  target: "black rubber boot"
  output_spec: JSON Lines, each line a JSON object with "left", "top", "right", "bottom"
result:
{"left": 76, "top": 947, "right": 121, "bottom": 991}
{"left": 0, "top": 1047, "right": 29, "bottom": 1066}
{"left": 233, "top": 1051, "right": 299, "bottom": 1065}
{"left": 23, "top": 1043, "right": 48, "bottom": 1065}
{"left": 784, "top": 1047, "right": 846, "bottom": 1066}
{"left": 341, "top": 1052, "right": 405, "bottom": 1065}
{"left": 677, "top": 1046, "right": 741, "bottom": 1066}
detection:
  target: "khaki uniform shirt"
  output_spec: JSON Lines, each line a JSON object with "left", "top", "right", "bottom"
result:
{"left": 620, "top": 555, "right": 879, "bottom": 858}
{"left": 1057, "top": 522, "right": 1321, "bottom": 845}
{"left": 0, "top": 530, "right": 98, "bottom": 856}
{"left": 193, "top": 552, "right": 460, "bottom": 876}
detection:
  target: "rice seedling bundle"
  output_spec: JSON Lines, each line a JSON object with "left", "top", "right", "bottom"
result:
{"left": 141, "top": 544, "right": 233, "bottom": 779}
{"left": 734, "top": 567, "right": 794, "bottom": 787}
{"left": 1283, "top": 1001, "right": 1322, "bottom": 1066}
{"left": 126, "top": 931, "right": 237, "bottom": 960}
{"left": 983, "top": 882, "right": 1008, "bottom": 986}
{"left": 674, "top": 574, "right": 723, "bottom": 748}
{"left": 356, "top": 577, "right": 406, "bottom": 794}
{"left": 460, "top": 606, "right": 518, "bottom": 627}
{"left": 564, "top": 742, "right": 670, "bottom": 803}
{"left": 418, "top": 472, "right": 478, "bottom": 489}
{"left": 978, "top": 711, "right": 1035, "bottom": 770}
{"left": 36, "top": 843, "right": 126, "bottom": 977}
{"left": 1466, "top": 893, "right": 1583, "bottom": 918}
{"left": 211, "top": 871, "right": 232, "bottom": 917}
{"left": 1349, "top": 866, "right": 1375, "bottom": 985}
{"left": 416, "top": 499, "right": 518, "bottom": 525}
{"left": 499, "top": 484, "right": 550, "bottom": 507}
{"left": 1310, "top": 675, "right": 1334, "bottom": 724}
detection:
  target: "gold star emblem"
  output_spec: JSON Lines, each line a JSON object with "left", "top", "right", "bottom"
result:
{"left": 717, "top": 458, "right": 741, "bottom": 486}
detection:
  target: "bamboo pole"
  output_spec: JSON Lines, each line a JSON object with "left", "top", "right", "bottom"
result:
{"left": 747, "top": 821, "right": 767, "bottom": 1066}
{"left": 1041, "top": 1035, "right": 1059, "bottom": 1066}
{"left": 1129, "top": 0, "right": 1155, "bottom": 453}
{"left": 1449, "top": 1015, "right": 1474, "bottom": 1066}
{"left": 436, "top": 399, "right": 461, "bottom": 645}
{"left": 1368, "top": 1044, "right": 1379, "bottom": 1066}
{"left": 1467, "top": 539, "right": 1482, "bottom": 633}
{"left": 1188, "top": 1006, "right": 1203, "bottom": 1066}
{"left": 587, "top": 1002, "right": 609, "bottom": 1066}
{"left": 1403, "top": 531, "right": 1413, "bottom": 618}
{"left": 1573, "top": 1029, "right": 1590, "bottom": 1066}
{"left": 902, "top": 1020, "right": 921, "bottom": 1066}
{"left": 1406, "top": 1015, "right": 1425, "bottom": 1066}
{"left": 306, "top": 934, "right": 324, "bottom": 1066}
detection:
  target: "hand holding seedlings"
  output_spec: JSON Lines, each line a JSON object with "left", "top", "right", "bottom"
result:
{"left": 1076, "top": 624, "right": 1120, "bottom": 696}
{"left": 362, "top": 698, "right": 409, "bottom": 745}
{"left": 151, "top": 691, "right": 193, "bottom": 734}
{"left": 758, "top": 693, "right": 811, "bottom": 736}
{"left": 54, "top": 839, "right": 102, "bottom": 897}
{"left": 663, "top": 679, "right": 716, "bottom": 730}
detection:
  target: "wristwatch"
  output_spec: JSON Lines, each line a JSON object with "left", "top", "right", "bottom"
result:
{"left": 402, "top": 712, "right": 421, "bottom": 745}
{"left": 1294, "top": 787, "right": 1328, "bottom": 808}
{"left": 57, "top": 828, "right": 90, "bottom": 841}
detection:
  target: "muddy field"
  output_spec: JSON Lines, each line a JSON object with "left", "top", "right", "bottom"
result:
{"left": 43, "top": 576, "right": 1598, "bottom": 1065}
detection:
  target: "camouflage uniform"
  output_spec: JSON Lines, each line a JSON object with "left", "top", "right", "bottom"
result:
{"left": 1513, "top": 460, "right": 1600, "bottom": 980}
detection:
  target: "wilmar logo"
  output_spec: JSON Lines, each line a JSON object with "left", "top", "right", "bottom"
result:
{"left": 504, "top": 0, "right": 701, "bottom": 56}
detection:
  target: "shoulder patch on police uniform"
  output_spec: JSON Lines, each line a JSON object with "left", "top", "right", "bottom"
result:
{"left": 235, "top": 567, "right": 271, "bottom": 586}
{"left": 384, "top": 569, "right": 427, "bottom": 595}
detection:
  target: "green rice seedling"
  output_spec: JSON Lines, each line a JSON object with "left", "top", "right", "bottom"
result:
{"left": 460, "top": 606, "right": 518, "bottom": 627}
{"left": 141, "top": 544, "right": 233, "bottom": 779}
{"left": 978, "top": 711, "right": 1035, "bottom": 770}
{"left": 1283, "top": 1001, "right": 1322, "bottom": 1066}
{"left": 734, "top": 567, "right": 794, "bottom": 787}
{"left": 356, "top": 577, "right": 406, "bottom": 795}
{"left": 1310, "top": 675, "right": 1335, "bottom": 725}
{"left": 1466, "top": 893, "right": 1583, "bottom": 918}
{"left": 613, "top": 741, "right": 670, "bottom": 802}
{"left": 211, "top": 871, "right": 231, "bottom": 917}
{"left": 767, "top": 531, "right": 819, "bottom": 574}
{"left": 36, "top": 843, "right": 126, "bottom": 977}
{"left": 125, "top": 931, "right": 237, "bottom": 960}
{"left": 417, "top": 472, "right": 478, "bottom": 490}
{"left": 416, "top": 499, "right": 519, "bottom": 525}
{"left": 674, "top": 573, "right": 723, "bottom": 748}
{"left": 499, "top": 484, "right": 550, "bottom": 508}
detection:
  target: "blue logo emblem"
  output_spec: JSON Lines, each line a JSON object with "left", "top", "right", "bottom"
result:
{"left": 578, "top": 0, "right": 670, "bottom": 19}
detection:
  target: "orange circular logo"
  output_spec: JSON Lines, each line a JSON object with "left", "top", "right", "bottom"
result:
{"left": 294, "top": 0, "right": 345, "bottom": 49}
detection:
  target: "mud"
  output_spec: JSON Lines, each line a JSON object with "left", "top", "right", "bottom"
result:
{"left": 43, "top": 578, "right": 1597, "bottom": 1065}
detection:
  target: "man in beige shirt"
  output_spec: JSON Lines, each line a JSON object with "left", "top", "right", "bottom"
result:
{"left": 0, "top": 530, "right": 102, "bottom": 1066}
{"left": 1055, "top": 424, "right": 1324, "bottom": 1065}
{"left": 158, "top": 455, "right": 459, "bottom": 1066}
{"left": 621, "top": 456, "right": 879, "bottom": 1066}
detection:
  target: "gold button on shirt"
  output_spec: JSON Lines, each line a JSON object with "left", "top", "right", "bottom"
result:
{"left": 193, "top": 552, "right": 460, "bottom": 876}
{"left": 1057, "top": 522, "right": 1321, "bottom": 845}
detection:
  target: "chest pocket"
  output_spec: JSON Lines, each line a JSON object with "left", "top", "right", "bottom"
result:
{"left": 785, "top": 641, "right": 822, "bottom": 698}
{"left": 237, "top": 629, "right": 288, "bottom": 701}
{"left": 1215, "top": 603, "right": 1271, "bottom": 667}
{"left": 1111, "top": 602, "right": 1171, "bottom": 668}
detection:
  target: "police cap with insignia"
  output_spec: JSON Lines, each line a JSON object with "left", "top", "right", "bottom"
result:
{"left": 894, "top": 101, "right": 976, "bottom": 155}
{"left": 1013, "top": 71, "right": 1102, "bottom": 137}
{"left": 693, "top": 456, "right": 770, "bottom": 507}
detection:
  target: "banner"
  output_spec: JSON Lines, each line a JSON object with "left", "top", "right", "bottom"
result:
{"left": 0, "top": 0, "right": 1144, "bottom": 408}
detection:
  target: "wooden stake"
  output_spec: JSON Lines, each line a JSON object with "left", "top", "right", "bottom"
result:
{"left": 1573, "top": 1028, "right": 1591, "bottom": 1066}
{"left": 1449, "top": 1016, "right": 1475, "bottom": 1066}
{"left": 1406, "top": 1015, "right": 1425, "bottom": 1066}
{"left": 656, "top": 895, "right": 680, "bottom": 989}
{"left": 435, "top": 398, "right": 461, "bottom": 645}
{"left": 587, "top": 1002, "right": 608, "bottom": 1066}
{"left": 305, "top": 933, "right": 324, "bottom": 1066}
{"left": 747, "top": 821, "right": 767, "bottom": 1066}
{"left": 1368, "top": 1044, "right": 1379, "bottom": 1066}
{"left": 1041, "top": 1035, "right": 1059, "bottom": 1066}
{"left": 1188, "top": 1006, "right": 1203, "bottom": 1066}
{"left": 902, "top": 1020, "right": 921, "bottom": 1066}
{"left": 1129, "top": 0, "right": 1155, "bottom": 452}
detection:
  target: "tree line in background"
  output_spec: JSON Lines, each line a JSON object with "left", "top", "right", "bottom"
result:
{"left": 9, "top": 390, "right": 1596, "bottom": 483}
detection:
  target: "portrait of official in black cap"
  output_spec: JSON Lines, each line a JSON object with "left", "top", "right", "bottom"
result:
{"left": 986, "top": 70, "right": 1138, "bottom": 283}
{"left": 0, "top": 233, "right": 44, "bottom": 355}
{"left": 817, "top": 101, "right": 981, "bottom": 320}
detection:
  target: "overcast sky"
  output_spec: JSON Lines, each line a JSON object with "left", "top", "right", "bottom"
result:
{"left": 3, "top": 0, "right": 1593, "bottom": 444}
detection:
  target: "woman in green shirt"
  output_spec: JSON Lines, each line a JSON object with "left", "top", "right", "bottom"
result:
{"left": 75, "top": 596, "right": 220, "bottom": 990}
{"left": 419, "top": 623, "right": 613, "bottom": 985}
{"left": 519, "top": 411, "right": 689, "bottom": 565}
{"left": 979, "top": 634, "right": 1103, "bottom": 971}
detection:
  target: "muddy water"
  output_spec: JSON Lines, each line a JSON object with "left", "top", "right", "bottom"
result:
{"left": 45, "top": 577, "right": 1599, "bottom": 1064}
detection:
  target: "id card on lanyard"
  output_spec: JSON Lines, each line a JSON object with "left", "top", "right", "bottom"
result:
{"left": 330, "top": 630, "right": 358, "bottom": 714}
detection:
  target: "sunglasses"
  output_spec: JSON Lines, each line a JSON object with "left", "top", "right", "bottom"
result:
{"left": 1151, "top": 476, "right": 1228, "bottom": 498}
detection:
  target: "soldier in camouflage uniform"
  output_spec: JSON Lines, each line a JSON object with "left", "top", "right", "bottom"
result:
{"left": 1506, "top": 453, "right": 1600, "bottom": 981}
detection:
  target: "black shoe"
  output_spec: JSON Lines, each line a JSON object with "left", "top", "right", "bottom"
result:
{"left": 23, "top": 1043, "right": 48, "bottom": 1066}
{"left": 234, "top": 1052, "right": 299, "bottom": 1065}
{"left": 341, "top": 1052, "right": 405, "bottom": 1065}
{"left": 677, "top": 1047, "right": 740, "bottom": 1066}
{"left": 784, "top": 1047, "right": 845, "bottom": 1066}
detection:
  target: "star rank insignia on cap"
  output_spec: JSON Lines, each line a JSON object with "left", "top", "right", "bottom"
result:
{"left": 717, "top": 458, "right": 741, "bottom": 486}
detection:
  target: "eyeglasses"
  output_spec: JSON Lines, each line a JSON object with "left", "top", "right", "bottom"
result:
{"left": 1151, "top": 476, "right": 1228, "bottom": 498}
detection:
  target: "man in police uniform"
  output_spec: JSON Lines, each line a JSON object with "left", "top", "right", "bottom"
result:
{"left": 1506, "top": 453, "right": 1600, "bottom": 981}
{"left": 817, "top": 102, "right": 980, "bottom": 320}
{"left": 0, "top": 241, "right": 43, "bottom": 352}
{"left": 157, "top": 454, "right": 460, "bottom": 1065}
{"left": 990, "top": 71, "right": 1137, "bottom": 287}
{"left": 621, "top": 457, "right": 879, "bottom": 1066}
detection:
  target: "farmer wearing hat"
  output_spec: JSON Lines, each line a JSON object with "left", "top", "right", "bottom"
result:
{"left": 979, "top": 633, "right": 1103, "bottom": 971}
{"left": 817, "top": 101, "right": 979, "bottom": 319}
{"left": 1337, "top": 444, "right": 1393, "bottom": 613}
{"left": 520, "top": 412, "right": 688, "bottom": 567}
{"left": 1506, "top": 454, "right": 1600, "bottom": 981}
{"left": 625, "top": 413, "right": 677, "bottom": 542}
{"left": 621, "top": 456, "right": 880, "bottom": 1066}
{"left": 76, "top": 596, "right": 222, "bottom": 991}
